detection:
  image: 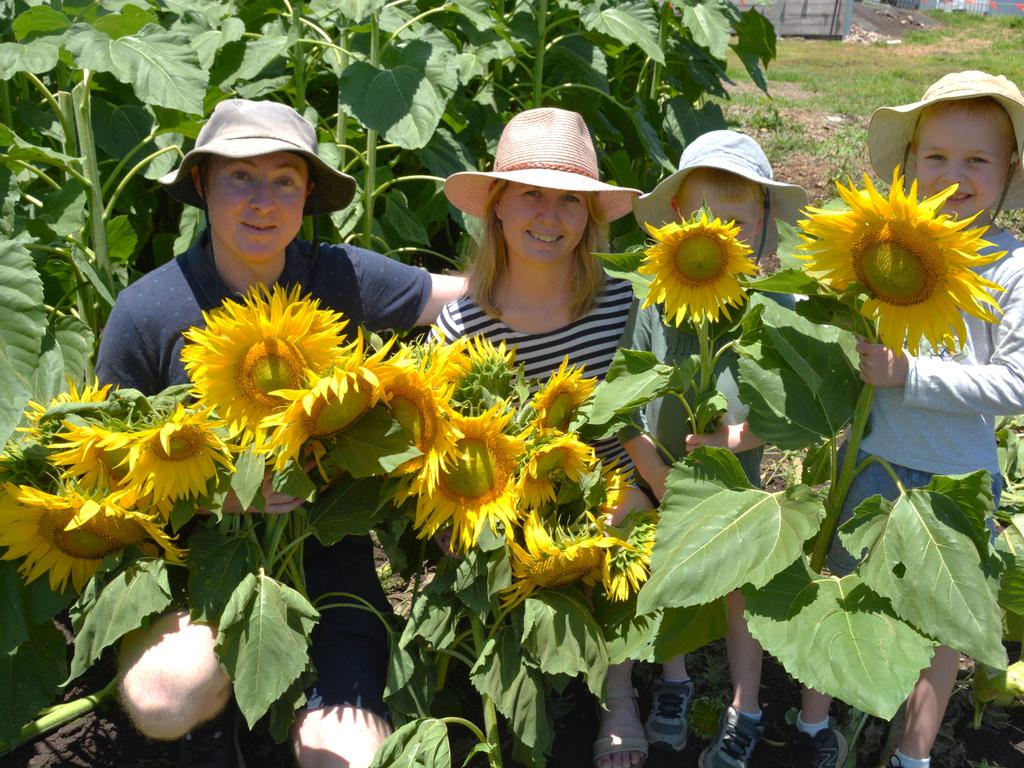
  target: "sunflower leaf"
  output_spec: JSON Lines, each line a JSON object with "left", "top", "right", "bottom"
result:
{"left": 68, "top": 558, "right": 172, "bottom": 682}
{"left": 386, "top": 632, "right": 437, "bottom": 722}
{"left": 187, "top": 527, "right": 261, "bottom": 623}
{"left": 321, "top": 407, "right": 421, "bottom": 479}
{"left": 0, "top": 559, "right": 74, "bottom": 656}
{"left": 736, "top": 293, "right": 861, "bottom": 450}
{"left": 997, "top": 514, "right": 1024, "bottom": 616}
{"left": 216, "top": 571, "right": 318, "bottom": 728}
{"left": 744, "top": 559, "right": 934, "bottom": 720}
{"left": 0, "top": 619, "right": 68, "bottom": 746}
{"left": 307, "top": 476, "right": 385, "bottom": 545}
{"left": 523, "top": 590, "right": 608, "bottom": 697}
{"left": 231, "top": 449, "right": 264, "bottom": 512}
{"left": 368, "top": 717, "right": 452, "bottom": 768}
{"left": 842, "top": 475, "right": 1006, "bottom": 668}
{"left": 637, "top": 449, "right": 824, "bottom": 613}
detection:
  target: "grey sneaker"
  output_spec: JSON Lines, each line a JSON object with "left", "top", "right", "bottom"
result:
{"left": 887, "top": 756, "right": 908, "bottom": 767}
{"left": 698, "top": 706, "right": 764, "bottom": 767}
{"left": 793, "top": 727, "right": 848, "bottom": 768}
{"left": 644, "top": 679, "right": 694, "bottom": 751}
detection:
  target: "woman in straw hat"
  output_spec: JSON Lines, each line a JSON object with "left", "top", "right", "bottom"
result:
{"left": 95, "top": 98, "right": 464, "bottom": 768}
{"left": 795, "top": 71, "right": 1024, "bottom": 768}
{"left": 436, "top": 107, "right": 652, "bottom": 768}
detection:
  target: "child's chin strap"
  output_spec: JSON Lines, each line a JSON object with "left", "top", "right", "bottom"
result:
{"left": 991, "top": 151, "right": 1018, "bottom": 226}
{"left": 754, "top": 189, "right": 770, "bottom": 265}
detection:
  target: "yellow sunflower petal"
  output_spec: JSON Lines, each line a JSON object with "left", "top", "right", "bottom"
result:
{"left": 530, "top": 357, "right": 596, "bottom": 432}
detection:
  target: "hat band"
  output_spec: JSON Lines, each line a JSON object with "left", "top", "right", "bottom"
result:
{"left": 495, "top": 160, "right": 598, "bottom": 179}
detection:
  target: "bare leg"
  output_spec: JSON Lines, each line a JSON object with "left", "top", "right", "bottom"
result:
{"left": 898, "top": 645, "right": 958, "bottom": 760}
{"left": 725, "top": 591, "right": 762, "bottom": 714}
{"left": 595, "top": 660, "right": 646, "bottom": 768}
{"left": 799, "top": 688, "right": 833, "bottom": 725}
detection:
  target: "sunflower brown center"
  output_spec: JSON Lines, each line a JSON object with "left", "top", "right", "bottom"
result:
{"left": 238, "top": 339, "right": 305, "bottom": 406}
{"left": 442, "top": 438, "right": 501, "bottom": 500}
{"left": 153, "top": 426, "right": 203, "bottom": 462}
{"left": 853, "top": 228, "right": 939, "bottom": 306}
{"left": 305, "top": 391, "right": 370, "bottom": 437}
{"left": 541, "top": 392, "right": 574, "bottom": 432}
{"left": 674, "top": 234, "right": 727, "bottom": 284}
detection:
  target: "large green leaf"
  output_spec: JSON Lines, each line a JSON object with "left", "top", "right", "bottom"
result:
{"left": 842, "top": 477, "right": 1006, "bottom": 668}
{"left": 69, "top": 558, "right": 173, "bottom": 681}
{"left": 369, "top": 718, "right": 452, "bottom": 768}
{"left": 584, "top": 348, "right": 697, "bottom": 428}
{"left": 730, "top": 7, "right": 776, "bottom": 93}
{"left": 216, "top": 571, "right": 318, "bottom": 728}
{"left": 12, "top": 5, "right": 71, "bottom": 39}
{"left": 0, "top": 620, "right": 68, "bottom": 745}
{"left": 65, "top": 24, "right": 207, "bottom": 114}
{"left": 187, "top": 527, "right": 261, "bottom": 623}
{"left": 339, "top": 60, "right": 446, "bottom": 150}
{"left": 524, "top": 591, "right": 608, "bottom": 697}
{"left": 308, "top": 476, "right": 385, "bottom": 545}
{"left": 638, "top": 449, "right": 824, "bottom": 613}
{"left": 736, "top": 294, "right": 860, "bottom": 449}
{"left": 744, "top": 559, "right": 934, "bottom": 719}
{"left": 579, "top": 1, "right": 664, "bottom": 65}
{"left": 386, "top": 632, "right": 436, "bottom": 722}
{"left": 50, "top": 314, "right": 94, "bottom": 385}
{"left": 471, "top": 630, "right": 553, "bottom": 765}
{"left": 682, "top": 3, "right": 732, "bottom": 61}
{"left": 0, "top": 559, "right": 74, "bottom": 656}
{"left": 230, "top": 449, "right": 264, "bottom": 512}
{"left": 997, "top": 514, "right": 1024, "bottom": 615}
{"left": 321, "top": 407, "right": 420, "bottom": 479}
{"left": 0, "top": 36, "right": 62, "bottom": 75}
{"left": 0, "top": 233, "right": 46, "bottom": 380}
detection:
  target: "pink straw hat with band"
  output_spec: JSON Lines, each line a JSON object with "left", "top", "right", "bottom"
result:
{"left": 868, "top": 70, "right": 1024, "bottom": 210}
{"left": 443, "top": 107, "right": 641, "bottom": 221}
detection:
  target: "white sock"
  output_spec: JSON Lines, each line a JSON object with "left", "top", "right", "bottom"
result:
{"left": 893, "top": 750, "right": 930, "bottom": 768}
{"left": 739, "top": 709, "right": 762, "bottom": 722}
{"left": 796, "top": 714, "right": 829, "bottom": 737}
{"left": 661, "top": 677, "right": 691, "bottom": 685}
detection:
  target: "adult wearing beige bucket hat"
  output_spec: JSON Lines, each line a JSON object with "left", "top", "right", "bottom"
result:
{"left": 95, "top": 98, "right": 465, "bottom": 767}
{"left": 795, "top": 72, "right": 1024, "bottom": 768}
{"left": 435, "top": 108, "right": 652, "bottom": 768}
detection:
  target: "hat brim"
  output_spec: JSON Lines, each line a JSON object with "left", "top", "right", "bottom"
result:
{"left": 444, "top": 168, "right": 641, "bottom": 222}
{"left": 632, "top": 161, "right": 808, "bottom": 254}
{"left": 868, "top": 93, "right": 1024, "bottom": 209}
{"left": 158, "top": 136, "right": 357, "bottom": 215}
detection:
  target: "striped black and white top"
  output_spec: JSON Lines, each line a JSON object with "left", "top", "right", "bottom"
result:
{"left": 433, "top": 276, "right": 634, "bottom": 470}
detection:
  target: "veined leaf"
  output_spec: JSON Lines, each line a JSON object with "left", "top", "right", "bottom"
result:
{"left": 744, "top": 559, "right": 934, "bottom": 719}
{"left": 308, "top": 476, "right": 385, "bottom": 545}
{"left": 369, "top": 717, "right": 452, "bottom": 768}
{"left": 187, "top": 527, "right": 261, "bottom": 623}
{"left": 682, "top": 3, "right": 732, "bottom": 61}
{"left": 638, "top": 449, "right": 824, "bottom": 613}
{"left": 66, "top": 24, "right": 207, "bottom": 114}
{"left": 69, "top": 558, "right": 173, "bottom": 681}
{"left": 0, "top": 233, "right": 46, "bottom": 380}
{"left": 584, "top": 348, "right": 697, "bottom": 428}
{"left": 580, "top": 1, "right": 664, "bottom": 65}
{"left": 230, "top": 449, "right": 264, "bottom": 512}
{"left": 998, "top": 514, "right": 1024, "bottom": 616}
{"left": 339, "top": 60, "right": 446, "bottom": 150}
{"left": 523, "top": 591, "right": 608, "bottom": 697}
{"left": 0, "top": 559, "right": 74, "bottom": 656}
{"left": 386, "top": 633, "right": 436, "bottom": 721}
{"left": 0, "top": 36, "right": 62, "bottom": 75}
{"left": 321, "top": 407, "right": 421, "bottom": 479}
{"left": 12, "top": 6, "right": 71, "bottom": 39}
{"left": 216, "top": 571, "right": 318, "bottom": 728}
{"left": 0, "top": 620, "right": 68, "bottom": 745}
{"left": 736, "top": 293, "right": 861, "bottom": 449}
{"left": 843, "top": 477, "right": 1006, "bottom": 668}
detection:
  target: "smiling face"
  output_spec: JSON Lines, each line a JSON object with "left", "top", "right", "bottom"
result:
{"left": 493, "top": 182, "right": 591, "bottom": 268}
{"left": 912, "top": 98, "right": 1017, "bottom": 223}
{"left": 194, "top": 152, "right": 312, "bottom": 281}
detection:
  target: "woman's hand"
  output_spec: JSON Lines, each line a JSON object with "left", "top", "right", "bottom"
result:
{"left": 220, "top": 468, "right": 306, "bottom": 515}
{"left": 685, "top": 422, "right": 765, "bottom": 454}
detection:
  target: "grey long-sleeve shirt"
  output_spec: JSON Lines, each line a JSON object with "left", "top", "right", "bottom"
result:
{"left": 861, "top": 227, "right": 1024, "bottom": 475}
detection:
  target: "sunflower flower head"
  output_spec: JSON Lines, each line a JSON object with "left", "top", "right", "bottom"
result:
{"left": 530, "top": 357, "right": 596, "bottom": 432}
{"left": 639, "top": 209, "right": 758, "bottom": 326}
{"left": 0, "top": 481, "right": 183, "bottom": 593}
{"left": 49, "top": 421, "right": 132, "bottom": 490}
{"left": 502, "top": 510, "right": 615, "bottom": 608}
{"left": 23, "top": 380, "right": 113, "bottom": 438}
{"left": 799, "top": 168, "right": 1006, "bottom": 355}
{"left": 181, "top": 284, "right": 349, "bottom": 447}
{"left": 603, "top": 509, "right": 658, "bottom": 602}
{"left": 448, "top": 336, "right": 520, "bottom": 411}
{"left": 518, "top": 430, "right": 596, "bottom": 509}
{"left": 411, "top": 403, "right": 525, "bottom": 553}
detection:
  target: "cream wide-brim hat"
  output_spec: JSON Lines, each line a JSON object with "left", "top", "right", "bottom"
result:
{"left": 868, "top": 70, "right": 1024, "bottom": 210}
{"left": 443, "top": 107, "right": 641, "bottom": 222}
{"left": 632, "top": 129, "right": 807, "bottom": 255}
{"left": 159, "top": 99, "right": 357, "bottom": 215}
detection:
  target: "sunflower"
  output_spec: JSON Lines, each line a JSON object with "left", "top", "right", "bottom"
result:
{"left": 799, "top": 169, "right": 1005, "bottom": 355}
{"left": 518, "top": 431, "right": 596, "bottom": 509}
{"left": 22, "top": 380, "right": 114, "bottom": 438}
{"left": 49, "top": 421, "right": 131, "bottom": 490}
{"left": 0, "top": 482, "right": 183, "bottom": 593}
{"left": 109, "top": 405, "right": 234, "bottom": 503}
{"left": 530, "top": 357, "right": 596, "bottom": 432}
{"left": 502, "top": 510, "right": 615, "bottom": 608}
{"left": 639, "top": 211, "right": 758, "bottom": 326}
{"left": 260, "top": 332, "right": 393, "bottom": 471}
{"left": 603, "top": 509, "right": 658, "bottom": 602}
{"left": 181, "top": 285, "right": 348, "bottom": 447}
{"left": 378, "top": 350, "right": 460, "bottom": 490}
{"left": 412, "top": 403, "right": 525, "bottom": 553}
{"left": 446, "top": 336, "right": 520, "bottom": 409}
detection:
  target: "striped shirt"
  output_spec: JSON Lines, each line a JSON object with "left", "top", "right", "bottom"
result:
{"left": 434, "top": 276, "right": 634, "bottom": 470}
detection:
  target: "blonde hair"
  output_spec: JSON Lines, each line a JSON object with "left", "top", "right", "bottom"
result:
{"left": 467, "top": 180, "right": 609, "bottom": 321}
{"left": 672, "top": 167, "right": 765, "bottom": 212}
{"left": 913, "top": 96, "right": 1017, "bottom": 157}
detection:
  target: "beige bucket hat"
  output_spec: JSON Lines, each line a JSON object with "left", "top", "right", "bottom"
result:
{"left": 159, "top": 99, "right": 357, "bottom": 215}
{"left": 868, "top": 70, "right": 1024, "bottom": 209}
{"left": 443, "top": 107, "right": 641, "bottom": 222}
{"left": 633, "top": 130, "right": 807, "bottom": 255}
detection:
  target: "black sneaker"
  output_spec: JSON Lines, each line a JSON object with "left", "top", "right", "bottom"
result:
{"left": 644, "top": 679, "right": 694, "bottom": 751}
{"left": 698, "top": 706, "right": 764, "bottom": 767}
{"left": 793, "top": 727, "right": 848, "bottom": 768}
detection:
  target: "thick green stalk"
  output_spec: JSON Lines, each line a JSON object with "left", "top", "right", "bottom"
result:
{"left": 531, "top": 0, "right": 548, "bottom": 108}
{"left": 5, "top": 677, "right": 118, "bottom": 755}
{"left": 470, "top": 614, "right": 504, "bottom": 768}
{"left": 71, "top": 75, "right": 111, "bottom": 287}
{"left": 809, "top": 383, "right": 875, "bottom": 573}
{"left": 336, "top": 30, "right": 350, "bottom": 169}
{"left": 1, "top": 80, "right": 12, "bottom": 127}
{"left": 649, "top": 2, "right": 669, "bottom": 100}
{"left": 362, "top": 16, "right": 380, "bottom": 250}
{"left": 290, "top": 2, "right": 307, "bottom": 111}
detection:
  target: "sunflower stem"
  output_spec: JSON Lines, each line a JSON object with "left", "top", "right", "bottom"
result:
{"left": 441, "top": 716, "right": 488, "bottom": 746}
{"left": 261, "top": 514, "right": 289, "bottom": 571}
{"left": 855, "top": 455, "right": 907, "bottom": 496}
{"left": 5, "top": 676, "right": 118, "bottom": 755}
{"left": 810, "top": 383, "right": 875, "bottom": 573}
